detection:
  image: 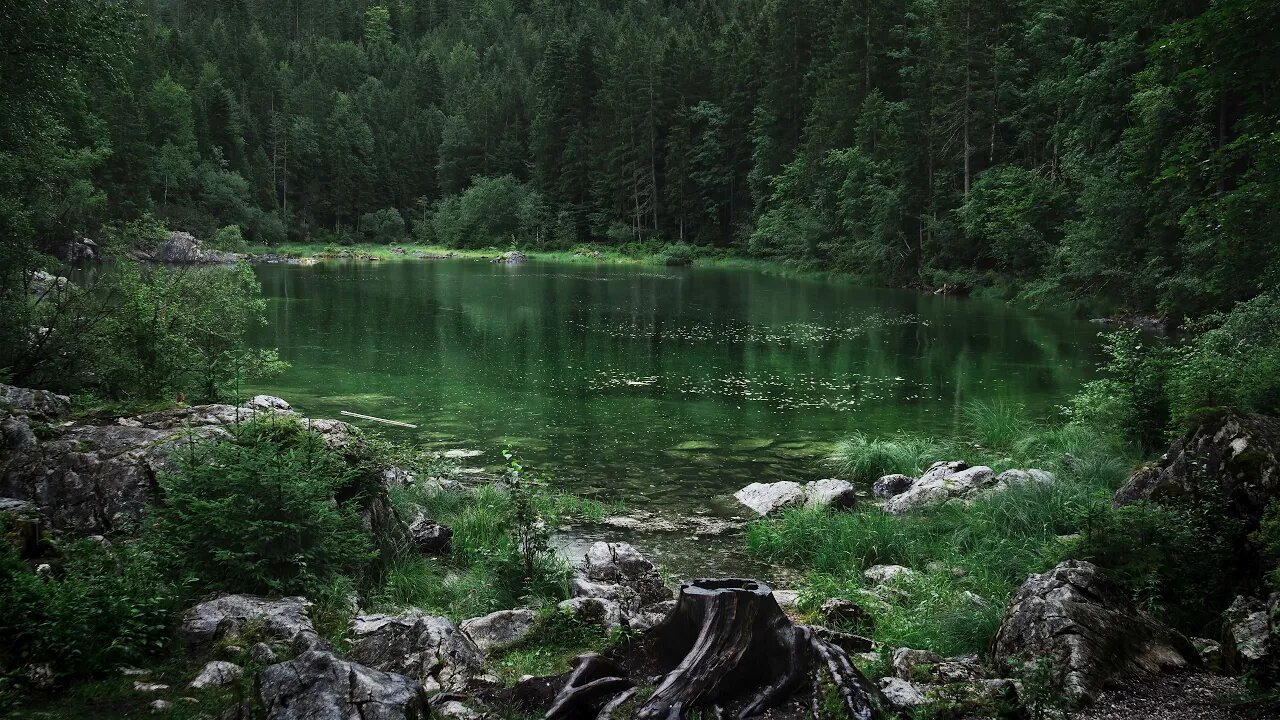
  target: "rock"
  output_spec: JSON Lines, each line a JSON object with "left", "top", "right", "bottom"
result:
{"left": 1222, "top": 594, "right": 1278, "bottom": 677}
{"left": 733, "top": 480, "right": 805, "bottom": 516}
{"left": 347, "top": 612, "right": 484, "bottom": 695}
{"left": 884, "top": 463, "right": 995, "bottom": 514}
{"left": 181, "top": 595, "right": 321, "bottom": 653}
{"left": 580, "top": 541, "right": 671, "bottom": 606}
{"left": 821, "top": 598, "right": 874, "bottom": 630}
{"left": 558, "top": 597, "right": 624, "bottom": 631}
{"left": 772, "top": 589, "right": 800, "bottom": 609}
{"left": 134, "top": 681, "right": 170, "bottom": 693}
{"left": 249, "top": 642, "right": 277, "bottom": 665}
{"left": 872, "top": 473, "right": 914, "bottom": 499}
{"left": 864, "top": 564, "right": 917, "bottom": 585}
{"left": 492, "top": 250, "right": 528, "bottom": 265}
{"left": 380, "top": 467, "right": 417, "bottom": 488}
{"left": 1, "top": 383, "right": 71, "bottom": 419}
{"left": 27, "top": 270, "right": 71, "bottom": 298}
{"left": 878, "top": 677, "right": 929, "bottom": 711}
{"left": 992, "top": 560, "right": 1196, "bottom": 703}
{"left": 153, "top": 231, "right": 243, "bottom": 264}
{"left": 258, "top": 650, "right": 429, "bottom": 720}
{"left": 993, "top": 468, "right": 1055, "bottom": 489}
{"left": 892, "top": 648, "right": 944, "bottom": 680}
{"left": 461, "top": 608, "right": 538, "bottom": 654}
{"left": 407, "top": 512, "right": 452, "bottom": 554}
{"left": 243, "top": 395, "right": 292, "bottom": 413}
{"left": 43, "top": 233, "right": 98, "bottom": 264}
{"left": 1192, "top": 637, "right": 1224, "bottom": 673}
{"left": 190, "top": 661, "right": 243, "bottom": 689}
{"left": 1113, "top": 412, "right": 1280, "bottom": 530}
{"left": 571, "top": 577, "right": 642, "bottom": 613}
{"left": 25, "top": 663, "right": 55, "bottom": 690}
{"left": 803, "top": 478, "right": 858, "bottom": 509}
{"left": 432, "top": 699, "right": 480, "bottom": 719}
{"left": 442, "top": 449, "right": 483, "bottom": 459}
{"left": 149, "top": 699, "right": 173, "bottom": 712}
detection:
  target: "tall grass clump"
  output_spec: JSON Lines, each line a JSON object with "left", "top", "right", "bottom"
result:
{"left": 962, "top": 399, "right": 1029, "bottom": 451}
{"left": 829, "top": 432, "right": 952, "bottom": 482}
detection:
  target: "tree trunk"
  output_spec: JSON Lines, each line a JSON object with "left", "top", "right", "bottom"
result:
{"left": 546, "top": 579, "right": 883, "bottom": 720}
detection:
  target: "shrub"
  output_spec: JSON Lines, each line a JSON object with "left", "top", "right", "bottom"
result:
{"left": 360, "top": 207, "right": 406, "bottom": 244}
{"left": 145, "top": 417, "right": 377, "bottom": 598}
{"left": 963, "top": 399, "right": 1029, "bottom": 451}
{"left": 208, "top": 224, "right": 247, "bottom": 251}
{"left": 432, "top": 176, "right": 546, "bottom": 248}
{"left": 0, "top": 538, "right": 182, "bottom": 685}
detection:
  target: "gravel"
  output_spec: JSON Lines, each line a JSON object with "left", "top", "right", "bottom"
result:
{"left": 1075, "top": 671, "right": 1249, "bottom": 720}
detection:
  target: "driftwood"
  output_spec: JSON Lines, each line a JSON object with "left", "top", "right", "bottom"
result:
{"left": 547, "top": 578, "right": 884, "bottom": 720}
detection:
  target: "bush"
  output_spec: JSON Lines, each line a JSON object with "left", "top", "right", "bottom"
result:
{"left": 432, "top": 176, "right": 546, "bottom": 248}
{"left": 146, "top": 417, "right": 377, "bottom": 598}
{"left": 360, "top": 207, "right": 406, "bottom": 244}
{"left": 0, "top": 538, "right": 182, "bottom": 686}
{"left": 208, "top": 224, "right": 247, "bottom": 251}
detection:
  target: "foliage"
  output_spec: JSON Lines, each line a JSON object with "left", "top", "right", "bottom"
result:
{"left": 145, "top": 416, "right": 377, "bottom": 598}
{"left": 431, "top": 176, "right": 546, "bottom": 248}
{"left": 208, "top": 224, "right": 247, "bottom": 251}
{"left": 488, "top": 609, "right": 610, "bottom": 683}
{"left": 828, "top": 432, "right": 952, "bottom": 483}
{"left": 1251, "top": 500, "right": 1280, "bottom": 593}
{"left": 0, "top": 537, "right": 182, "bottom": 687}
{"left": 360, "top": 207, "right": 406, "bottom": 244}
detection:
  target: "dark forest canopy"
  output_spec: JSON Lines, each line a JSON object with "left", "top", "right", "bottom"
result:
{"left": 3, "top": 0, "right": 1279, "bottom": 316}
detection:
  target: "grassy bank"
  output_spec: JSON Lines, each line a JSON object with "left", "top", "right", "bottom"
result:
{"left": 747, "top": 402, "right": 1144, "bottom": 656}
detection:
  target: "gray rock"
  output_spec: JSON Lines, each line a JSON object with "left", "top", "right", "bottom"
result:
{"left": 407, "top": 512, "right": 451, "bottom": 554}
{"left": 1223, "top": 594, "right": 1278, "bottom": 676}
{"left": 491, "top": 251, "right": 527, "bottom": 265}
{"left": 580, "top": 541, "right": 671, "bottom": 606}
{"left": 460, "top": 608, "right": 537, "bottom": 654}
{"left": 864, "top": 564, "right": 917, "bottom": 585}
{"left": 380, "top": 467, "right": 417, "bottom": 488}
{"left": 249, "top": 642, "right": 277, "bottom": 665}
{"left": 1192, "top": 637, "right": 1223, "bottom": 673}
{"left": 992, "top": 560, "right": 1196, "bottom": 703}
{"left": 153, "top": 231, "right": 243, "bottom": 264}
{"left": 347, "top": 613, "right": 483, "bottom": 695}
{"left": 772, "top": 589, "right": 800, "bottom": 610}
{"left": 872, "top": 474, "right": 914, "bottom": 499}
{"left": 993, "top": 468, "right": 1056, "bottom": 489}
{"left": 803, "top": 478, "right": 858, "bottom": 509}
{"left": 878, "top": 677, "right": 929, "bottom": 711}
{"left": 258, "top": 650, "right": 429, "bottom": 720}
{"left": 884, "top": 463, "right": 995, "bottom": 514}
{"left": 733, "top": 480, "right": 805, "bottom": 516}
{"left": 243, "top": 395, "right": 292, "bottom": 413}
{"left": 820, "top": 598, "right": 874, "bottom": 630}
{"left": 149, "top": 699, "right": 173, "bottom": 713}
{"left": 181, "top": 595, "right": 321, "bottom": 653}
{"left": 190, "top": 661, "right": 243, "bottom": 689}
{"left": 571, "top": 577, "right": 642, "bottom": 613}
{"left": 558, "top": 597, "right": 624, "bottom": 631}
{"left": 1, "top": 384, "right": 71, "bottom": 419}
{"left": 134, "top": 681, "right": 170, "bottom": 693}
{"left": 892, "top": 648, "right": 944, "bottom": 680}
{"left": 432, "top": 700, "right": 480, "bottom": 719}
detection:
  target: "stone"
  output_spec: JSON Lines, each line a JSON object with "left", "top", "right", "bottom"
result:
{"left": 258, "top": 650, "right": 429, "bottom": 720}
{"left": 380, "top": 467, "right": 417, "bottom": 488}
{"left": 992, "top": 560, "right": 1196, "bottom": 703}
{"left": 892, "top": 648, "right": 944, "bottom": 680}
{"left": 878, "top": 677, "right": 929, "bottom": 712}
{"left": 461, "top": 608, "right": 538, "bottom": 654}
{"left": 433, "top": 700, "right": 480, "bottom": 719}
{"left": 190, "top": 661, "right": 243, "bottom": 689}
{"left": 993, "top": 468, "right": 1055, "bottom": 489}
{"left": 803, "top": 478, "right": 858, "bottom": 509}
{"left": 442, "top": 448, "right": 483, "bottom": 459}
{"left": 864, "top": 564, "right": 917, "bottom": 585}
{"left": 180, "top": 595, "right": 321, "bottom": 653}
{"left": 772, "top": 589, "right": 800, "bottom": 609}
{"left": 249, "top": 642, "right": 277, "bottom": 665}
{"left": 347, "top": 612, "right": 484, "bottom": 695}
{"left": 872, "top": 473, "right": 914, "bottom": 499}
{"left": 149, "top": 700, "right": 173, "bottom": 712}
{"left": 407, "top": 512, "right": 452, "bottom": 554}
{"left": 491, "top": 250, "right": 528, "bottom": 265}
{"left": 1192, "top": 637, "right": 1223, "bottom": 673}
{"left": 1114, "top": 411, "right": 1280, "bottom": 530}
{"left": 152, "top": 231, "right": 242, "bottom": 264}
{"left": 242, "top": 395, "right": 292, "bottom": 413}
{"left": 558, "top": 596, "right": 624, "bottom": 631}
{"left": 134, "top": 681, "right": 170, "bottom": 693}
{"left": 733, "top": 480, "right": 805, "bottom": 516}
{"left": 1, "top": 383, "right": 71, "bottom": 419}
{"left": 884, "top": 463, "right": 995, "bottom": 514}
{"left": 1222, "top": 594, "right": 1278, "bottom": 677}
{"left": 571, "top": 577, "right": 642, "bottom": 613}
{"left": 580, "top": 541, "right": 671, "bottom": 606}
{"left": 820, "top": 598, "right": 874, "bottom": 630}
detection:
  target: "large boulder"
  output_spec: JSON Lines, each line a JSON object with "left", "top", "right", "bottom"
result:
{"left": 884, "top": 462, "right": 995, "bottom": 514}
{"left": 579, "top": 541, "right": 671, "bottom": 607}
{"left": 992, "top": 560, "right": 1197, "bottom": 703}
{"left": 803, "top": 478, "right": 858, "bottom": 509}
{"left": 180, "top": 595, "right": 321, "bottom": 653}
{"left": 407, "top": 512, "right": 451, "bottom": 554}
{"left": 151, "top": 231, "right": 242, "bottom": 264}
{"left": 460, "top": 608, "right": 537, "bottom": 654}
{"left": 347, "top": 613, "right": 485, "bottom": 695}
{"left": 872, "top": 474, "right": 914, "bottom": 499}
{"left": 1114, "top": 411, "right": 1280, "bottom": 529}
{"left": 733, "top": 481, "right": 805, "bottom": 516}
{"left": 491, "top": 250, "right": 528, "bottom": 265}
{"left": 258, "top": 650, "right": 429, "bottom": 720}
{"left": 1, "top": 384, "right": 71, "bottom": 420}
{"left": 1222, "top": 594, "right": 1279, "bottom": 680}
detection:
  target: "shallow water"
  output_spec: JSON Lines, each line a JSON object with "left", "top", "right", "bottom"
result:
{"left": 249, "top": 259, "right": 1102, "bottom": 578}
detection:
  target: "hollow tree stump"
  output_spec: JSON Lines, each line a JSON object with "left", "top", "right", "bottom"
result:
{"left": 545, "top": 578, "right": 884, "bottom": 720}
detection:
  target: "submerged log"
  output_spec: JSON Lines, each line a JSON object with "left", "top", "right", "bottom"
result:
{"left": 546, "top": 578, "right": 884, "bottom": 720}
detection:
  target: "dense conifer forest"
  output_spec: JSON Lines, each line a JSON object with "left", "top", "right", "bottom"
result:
{"left": 5, "top": 0, "right": 1279, "bottom": 316}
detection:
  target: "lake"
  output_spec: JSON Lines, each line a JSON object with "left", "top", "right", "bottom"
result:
{"left": 249, "top": 258, "right": 1103, "bottom": 577}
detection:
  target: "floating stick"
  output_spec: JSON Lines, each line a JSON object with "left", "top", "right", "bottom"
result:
{"left": 339, "top": 410, "right": 417, "bottom": 428}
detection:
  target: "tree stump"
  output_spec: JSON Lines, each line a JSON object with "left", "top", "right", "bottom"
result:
{"left": 546, "top": 578, "right": 884, "bottom": 720}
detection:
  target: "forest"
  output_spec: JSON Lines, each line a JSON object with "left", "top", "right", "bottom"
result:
{"left": 5, "top": 0, "right": 1279, "bottom": 318}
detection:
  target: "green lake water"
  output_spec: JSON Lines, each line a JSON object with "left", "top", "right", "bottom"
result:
{"left": 249, "top": 259, "right": 1103, "bottom": 576}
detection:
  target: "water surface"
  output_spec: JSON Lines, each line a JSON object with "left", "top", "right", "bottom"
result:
{"left": 249, "top": 259, "right": 1101, "bottom": 576}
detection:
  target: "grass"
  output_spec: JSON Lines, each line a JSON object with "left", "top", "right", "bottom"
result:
{"left": 486, "top": 609, "right": 613, "bottom": 684}
{"left": 752, "top": 408, "right": 1142, "bottom": 658}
